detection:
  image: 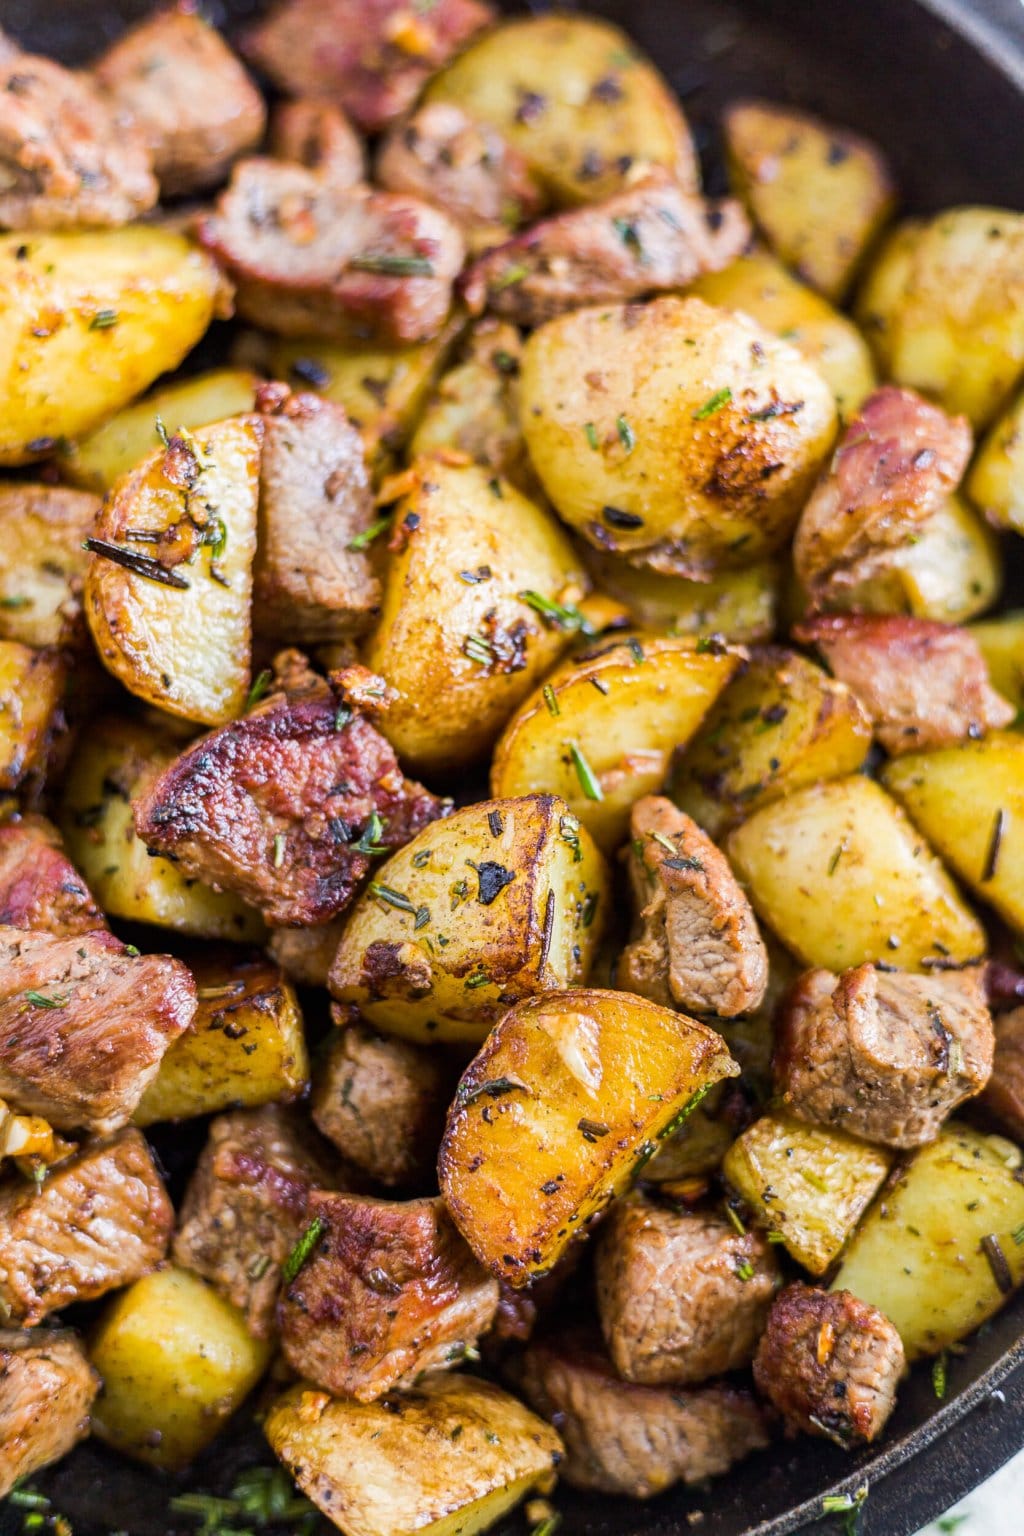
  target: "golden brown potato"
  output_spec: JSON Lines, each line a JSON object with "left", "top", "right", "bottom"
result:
{"left": 0, "top": 642, "right": 64, "bottom": 793}
{"left": 969, "top": 612, "right": 1024, "bottom": 711}
{"left": 722, "top": 102, "right": 896, "bottom": 302}
{"left": 364, "top": 460, "right": 589, "bottom": 773}
{"left": 424, "top": 14, "right": 697, "bottom": 207}
{"left": 0, "top": 484, "right": 100, "bottom": 649}
{"left": 966, "top": 385, "right": 1024, "bottom": 533}
{"left": 440, "top": 988, "right": 737, "bottom": 1284}
{"left": 584, "top": 552, "right": 779, "bottom": 642}
{"left": 834, "top": 1124, "right": 1024, "bottom": 1358}
{"left": 84, "top": 415, "right": 261, "bottom": 726}
{"left": 519, "top": 296, "right": 837, "bottom": 578}
{"left": 330, "top": 795, "right": 608, "bottom": 1044}
{"left": 671, "top": 648, "right": 872, "bottom": 839}
{"left": 726, "top": 775, "right": 986, "bottom": 970}
{"left": 0, "top": 229, "right": 227, "bottom": 465}
{"left": 265, "top": 1375, "right": 563, "bottom": 1536}
{"left": 491, "top": 634, "right": 741, "bottom": 853}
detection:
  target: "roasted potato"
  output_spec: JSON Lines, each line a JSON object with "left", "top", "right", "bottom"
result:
{"left": 90, "top": 1265, "right": 272, "bottom": 1472}
{"left": 0, "top": 229, "right": 226, "bottom": 465}
{"left": 364, "top": 460, "right": 589, "bottom": 773}
{"left": 84, "top": 414, "right": 261, "bottom": 726}
{"left": 519, "top": 296, "right": 837, "bottom": 578}
{"left": 134, "top": 956, "right": 309, "bottom": 1126}
{"left": 424, "top": 13, "right": 696, "bottom": 207}
{"left": 834, "top": 1124, "right": 1024, "bottom": 1358}
{"left": 60, "top": 716, "right": 263, "bottom": 942}
{"left": 0, "top": 642, "right": 64, "bottom": 793}
{"left": 330, "top": 795, "right": 608, "bottom": 1044}
{"left": 966, "top": 385, "right": 1024, "bottom": 533}
{"left": 688, "top": 247, "right": 877, "bottom": 417}
{"left": 726, "top": 775, "right": 987, "bottom": 970}
{"left": 440, "top": 988, "right": 737, "bottom": 1283}
{"left": 491, "top": 634, "right": 742, "bottom": 853}
{"left": 671, "top": 648, "right": 872, "bottom": 839}
{"left": 883, "top": 732, "right": 1024, "bottom": 936}
{"left": 857, "top": 208, "right": 1024, "bottom": 427}
{"left": 0, "top": 484, "right": 100, "bottom": 649}
{"left": 584, "top": 552, "right": 779, "bottom": 643}
{"left": 722, "top": 1110, "right": 892, "bottom": 1275}
{"left": 969, "top": 611, "right": 1024, "bottom": 711}
{"left": 265, "top": 1374, "right": 563, "bottom": 1536}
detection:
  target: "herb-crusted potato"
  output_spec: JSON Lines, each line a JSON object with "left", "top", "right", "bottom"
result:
{"left": 0, "top": 484, "right": 100, "bottom": 649}
{"left": 722, "top": 1110, "right": 892, "bottom": 1275}
{"left": 330, "top": 795, "right": 607, "bottom": 1044}
{"left": 585, "top": 552, "right": 779, "bottom": 642}
{"left": 726, "top": 775, "right": 986, "bottom": 970}
{"left": 440, "top": 989, "right": 737, "bottom": 1284}
{"left": 969, "top": 612, "right": 1024, "bottom": 710}
{"left": 519, "top": 296, "right": 837, "bottom": 578}
{"left": 491, "top": 634, "right": 742, "bottom": 853}
{"left": 265, "top": 1375, "right": 563, "bottom": 1536}
{"left": 833, "top": 1124, "right": 1024, "bottom": 1358}
{"left": 966, "top": 385, "right": 1024, "bottom": 533}
{"left": 424, "top": 13, "right": 697, "bottom": 207}
{"left": 0, "top": 642, "right": 64, "bottom": 793}
{"left": 364, "top": 460, "right": 589, "bottom": 773}
{"left": 84, "top": 414, "right": 261, "bottom": 726}
{"left": 0, "top": 229, "right": 226, "bottom": 465}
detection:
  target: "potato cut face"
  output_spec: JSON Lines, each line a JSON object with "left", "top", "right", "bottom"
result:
{"left": 969, "top": 612, "right": 1024, "bottom": 711}
{"left": 722, "top": 1110, "right": 892, "bottom": 1276}
{"left": 883, "top": 732, "right": 1024, "bottom": 937}
{"left": 60, "top": 717, "right": 263, "bottom": 942}
{"left": 90, "top": 1265, "right": 272, "bottom": 1471}
{"left": 134, "top": 956, "right": 309, "bottom": 1126}
{"left": 439, "top": 988, "right": 737, "bottom": 1283}
{"left": 424, "top": 14, "right": 696, "bottom": 207}
{"left": 84, "top": 414, "right": 261, "bottom": 726}
{"left": 0, "top": 485, "right": 100, "bottom": 649}
{"left": 491, "top": 634, "right": 741, "bottom": 853}
{"left": 330, "top": 795, "right": 608, "bottom": 1044}
{"left": 967, "top": 385, "right": 1024, "bottom": 534}
{"left": 0, "top": 642, "right": 64, "bottom": 793}
{"left": 833, "top": 1124, "right": 1024, "bottom": 1359}
{"left": 0, "top": 229, "right": 224, "bottom": 465}
{"left": 265, "top": 1374, "right": 563, "bottom": 1536}
{"left": 585, "top": 553, "right": 779, "bottom": 642}
{"left": 726, "top": 776, "right": 986, "bottom": 971}
{"left": 671, "top": 649, "right": 872, "bottom": 839}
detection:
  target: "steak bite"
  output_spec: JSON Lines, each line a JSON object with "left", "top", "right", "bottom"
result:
{"left": 132, "top": 658, "right": 447, "bottom": 927}
{"left": 753, "top": 1283, "right": 905, "bottom": 1446}
{"left": 620, "top": 796, "right": 768, "bottom": 1018}
{"left": 0, "top": 816, "right": 106, "bottom": 937}
{"left": 0, "top": 49, "right": 156, "bottom": 228}
{"left": 197, "top": 158, "right": 465, "bottom": 345}
{"left": 0, "top": 1128, "right": 172, "bottom": 1325}
{"left": 242, "top": 0, "right": 495, "bottom": 134}
{"left": 92, "top": 5, "right": 266, "bottom": 198}
{"left": 978, "top": 1004, "right": 1024, "bottom": 1142}
{"left": 517, "top": 1332, "right": 770, "bottom": 1497}
{"left": 268, "top": 917, "right": 346, "bottom": 988}
{"left": 0, "top": 1328, "right": 99, "bottom": 1498}
{"left": 269, "top": 98, "right": 365, "bottom": 187}
{"left": 173, "top": 1104, "right": 341, "bottom": 1339}
{"left": 774, "top": 963, "right": 994, "bottom": 1149}
{"left": 278, "top": 1191, "right": 499, "bottom": 1400}
{"left": 0, "top": 926, "right": 195, "bottom": 1134}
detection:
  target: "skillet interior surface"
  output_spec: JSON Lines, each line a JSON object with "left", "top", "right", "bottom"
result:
{"left": 2, "top": 2, "right": 1024, "bottom": 1533}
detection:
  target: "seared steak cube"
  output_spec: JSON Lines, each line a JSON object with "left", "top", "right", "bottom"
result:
{"left": 269, "top": 99, "right": 365, "bottom": 187}
{"left": 0, "top": 816, "right": 105, "bottom": 937}
{"left": 979, "top": 1004, "right": 1024, "bottom": 1142}
{"left": 0, "top": 1328, "right": 99, "bottom": 1497}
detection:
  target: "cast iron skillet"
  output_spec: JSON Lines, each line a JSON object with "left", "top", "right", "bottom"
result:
{"left": 2, "top": 1, "right": 1024, "bottom": 1532}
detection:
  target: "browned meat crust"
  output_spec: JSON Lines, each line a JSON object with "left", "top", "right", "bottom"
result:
{"left": 753, "top": 1283, "right": 905, "bottom": 1446}
{"left": 978, "top": 1004, "right": 1024, "bottom": 1142}
{"left": 197, "top": 157, "right": 465, "bottom": 344}
{"left": 278, "top": 1191, "right": 499, "bottom": 1400}
{"left": 0, "top": 926, "right": 195, "bottom": 1134}
{"left": 0, "top": 483, "right": 100, "bottom": 650}
{"left": 0, "top": 1328, "right": 99, "bottom": 1497}
{"left": 269, "top": 99, "right": 365, "bottom": 187}
{"left": 0, "top": 816, "right": 105, "bottom": 937}
{"left": 267, "top": 918, "right": 346, "bottom": 988}
{"left": 774, "top": 963, "right": 993, "bottom": 1148}
{"left": 0, "top": 1129, "right": 172, "bottom": 1325}
{"left": 620, "top": 796, "right": 768, "bottom": 1018}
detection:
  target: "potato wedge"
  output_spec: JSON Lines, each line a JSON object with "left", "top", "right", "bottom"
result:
{"left": 90, "top": 1266, "right": 272, "bottom": 1472}
{"left": 60, "top": 716, "right": 263, "bottom": 942}
{"left": 330, "top": 795, "right": 608, "bottom": 1044}
{"left": 584, "top": 552, "right": 779, "bottom": 642}
{"left": 519, "top": 296, "right": 837, "bottom": 578}
{"left": 0, "top": 642, "right": 64, "bottom": 793}
{"left": 84, "top": 415, "right": 261, "bottom": 726}
{"left": 966, "top": 385, "right": 1024, "bottom": 533}
{"left": 265, "top": 1374, "right": 563, "bottom": 1536}
{"left": 671, "top": 648, "right": 872, "bottom": 839}
{"left": 364, "top": 460, "right": 589, "bottom": 773}
{"left": 440, "top": 988, "right": 737, "bottom": 1284}
{"left": 833, "top": 1124, "right": 1024, "bottom": 1358}
{"left": 883, "top": 732, "right": 1024, "bottom": 936}
{"left": 688, "top": 247, "right": 876, "bottom": 417}
{"left": 969, "top": 612, "right": 1024, "bottom": 711}
{"left": 134, "top": 956, "right": 309, "bottom": 1126}
{"left": 722, "top": 1110, "right": 892, "bottom": 1275}
{"left": 726, "top": 775, "right": 986, "bottom": 970}
{"left": 424, "top": 14, "right": 696, "bottom": 207}
{"left": 0, "top": 229, "right": 226, "bottom": 465}
{"left": 0, "top": 485, "right": 100, "bottom": 649}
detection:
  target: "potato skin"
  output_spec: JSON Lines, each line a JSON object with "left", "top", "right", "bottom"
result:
{"left": 519, "top": 296, "right": 837, "bottom": 578}
{"left": 966, "top": 385, "right": 1024, "bottom": 533}
{"left": 584, "top": 552, "right": 779, "bottom": 642}
{"left": 0, "top": 643, "right": 64, "bottom": 793}
{"left": 970, "top": 611, "right": 1024, "bottom": 710}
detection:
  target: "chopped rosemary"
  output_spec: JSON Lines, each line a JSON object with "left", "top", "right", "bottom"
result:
{"left": 543, "top": 684, "right": 560, "bottom": 716}
{"left": 518, "top": 589, "right": 595, "bottom": 636}
{"left": 246, "top": 668, "right": 273, "bottom": 709}
{"left": 282, "top": 1215, "right": 325, "bottom": 1283}
{"left": 568, "top": 740, "right": 603, "bottom": 801}
{"left": 414, "top": 905, "right": 431, "bottom": 930}
{"left": 981, "top": 1231, "right": 1013, "bottom": 1293}
{"left": 272, "top": 833, "right": 286, "bottom": 869}
{"left": 456, "top": 1076, "right": 528, "bottom": 1108}
{"left": 932, "top": 1351, "right": 948, "bottom": 1399}
{"left": 463, "top": 633, "right": 494, "bottom": 666}
{"left": 369, "top": 882, "right": 416, "bottom": 913}
{"left": 89, "top": 308, "right": 119, "bottom": 330}
{"left": 616, "top": 414, "right": 636, "bottom": 453}
{"left": 0, "top": 594, "right": 30, "bottom": 608}
{"left": 464, "top": 970, "right": 491, "bottom": 989}
{"left": 350, "top": 253, "right": 435, "bottom": 276}
{"left": 657, "top": 1082, "right": 713, "bottom": 1139}
{"left": 248, "top": 1252, "right": 272, "bottom": 1281}
{"left": 493, "top": 262, "right": 530, "bottom": 290}
{"left": 355, "top": 810, "right": 388, "bottom": 855}
{"left": 578, "top": 1117, "right": 610, "bottom": 1141}
{"left": 724, "top": 1203, "right": 746, "bottom": 1236}
{"left": 982, "top": 807, "right": 1007, "bottom": 881}
{"left": 84, "top": 537, "right": 190, "bottom": 589}
{"left": 24, "top": 990, "right": 68, "bottom": 1009}
{"left": 348, "top": 513, "right": 393, "bottom": 551}
{"left": 693, "top": 386, "right": 733, "bottom": 420}
{"left": 530, "top": 1517, "right": 562, "bottom": 1536}
{"left": 1012, "top": 1221, "right": 1024, "bottom": 1246}
{"left": 734, "top": 1259, "right": 754, "bottom": 1282}
{"left": 584, "top": 421, "right": 600, "bottom": 450}
{"left": 612, "top": 216, "right": 644, "bottom": 259}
